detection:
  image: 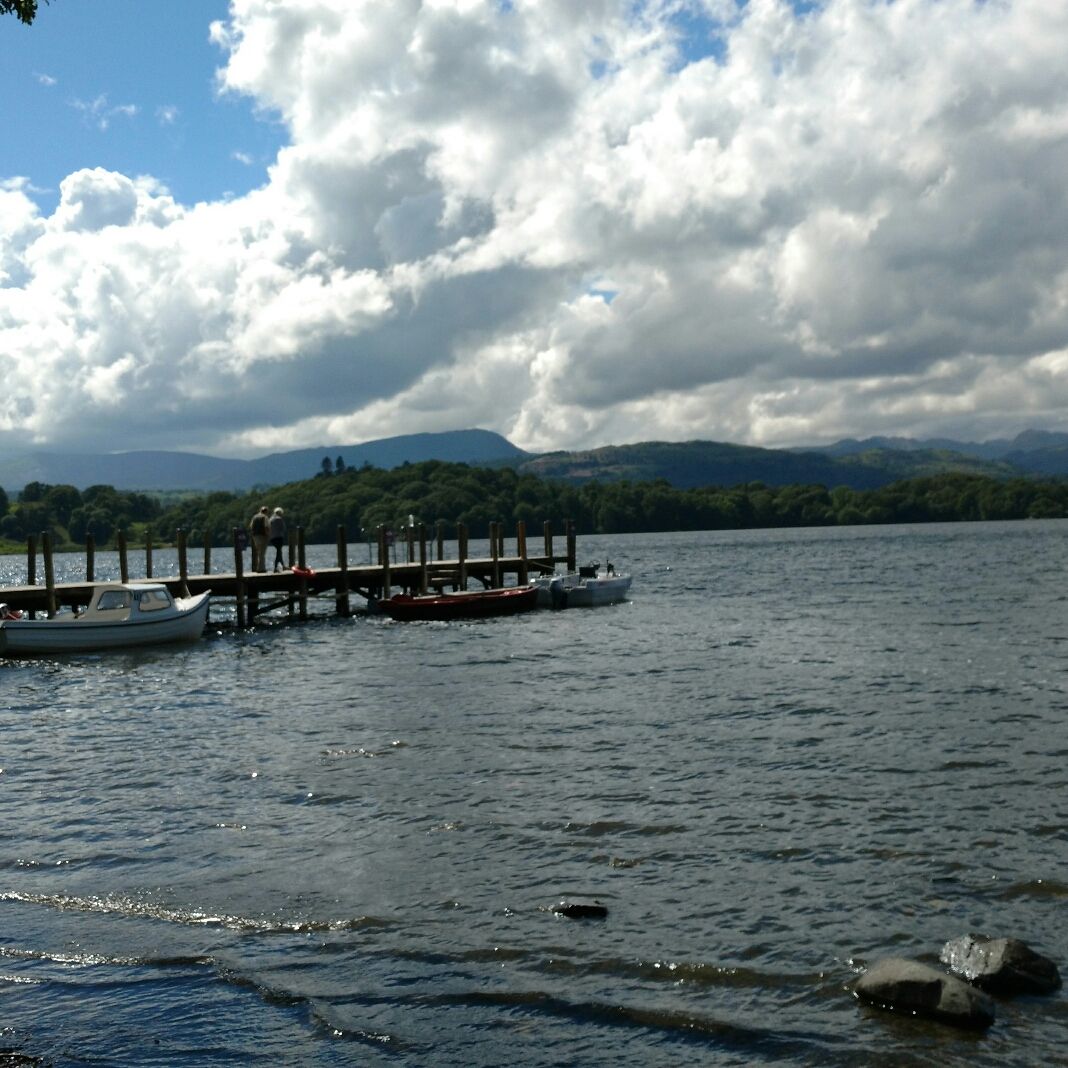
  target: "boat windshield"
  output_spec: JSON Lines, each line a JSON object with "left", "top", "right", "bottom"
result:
{"left": 96, "top": 590, "right": 132, "bottom": 611}
{"left": 137, "top": 590, "right": 173, "bottom": 612}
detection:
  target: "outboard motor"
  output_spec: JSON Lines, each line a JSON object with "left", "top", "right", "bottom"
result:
{"left": 548, "top": 576, "right": 568, "bottom": 610}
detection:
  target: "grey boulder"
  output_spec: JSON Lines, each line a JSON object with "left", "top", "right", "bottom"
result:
{"left": 854, "top": 957, "right": 995, "bottom": 1029}
{"left": 941, "top": 935, "right": 1061, "bottom": 996}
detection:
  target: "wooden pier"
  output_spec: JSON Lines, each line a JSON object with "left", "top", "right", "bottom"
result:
{"left": 0, "top": 520, "right": 577, "bottom": 625}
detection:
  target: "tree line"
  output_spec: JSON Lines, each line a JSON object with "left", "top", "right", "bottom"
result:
{"left": 2, "top": 465, "right": 1068, "bottom": 553}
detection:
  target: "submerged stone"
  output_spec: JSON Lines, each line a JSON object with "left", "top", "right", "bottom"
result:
{"left": 940, "top": 934, "right": 1062, "bottom": 996}
{"left": 854, "top": 957, "right": 995, "bottom": 1030}
{"left": 551, "top": 900, "right": 608, "bottom": 919}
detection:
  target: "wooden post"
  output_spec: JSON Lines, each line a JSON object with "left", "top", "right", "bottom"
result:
{"left": 377, "top": 525, "right": 391, "bottom": 600}
{"left": 490, "top": 521, "right": 501, "bottom": 588}
{"left": 436, "top": 520, "right": 445, "bottom": 562}
{"left": 86, "top": 533, "right": 95, "bottom": 583}
{"left": 177, "top": 529, "right": 189, "bottom": 597}
{"left": 145, "top": 528, "right": 153, "bottom": 579}
{"left": 566, "top": 519, "right": 576, "bottom": 573}
{"left": 517, "top": 520, "right": 528, "bottom": 586}
{"left": 297, "top": 526, "right": 308, "bottom": 621}
{"left": 336, "top": 525, "right": 350, "bottom": 617}
{"left": 117, "top": 530, "right": 129, "bottom": 583}
{"left": 288, "top": 530, "right": 297, "bottom": 618}
{"left": 203, "top": 530, "right": 211, "bottom": 576}
{"left": 26, "top": 534, "right": 36, "bottom": 619}
{"left": 497, "top": 522, "right": 505, "bottom": 559}
{"left": 543, "top": 520, "right": 553, "bottom": 561}
{"left": 233, "top": 527, "right": 246, "bottom": 628}
{"left": 41, "top": 531, "right": 57, "bottom": 619}
{"left": 418, "top": 522, "right": 428, "bottom": 594}
{"left": 457, "top": 522, "right": 468, "bottom": 591}
{"left": 407, "top": 523, "right": 415, "bottom": 564}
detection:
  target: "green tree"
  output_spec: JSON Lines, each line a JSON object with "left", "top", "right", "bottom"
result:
{"left": 0, "top": 485, "right": 7, "bottom": 517}
{"left": 43, "top": 484, "right": 82, "bottom": 527}
{"left": 1, "top": 1, "right": 43, "bottom": 25}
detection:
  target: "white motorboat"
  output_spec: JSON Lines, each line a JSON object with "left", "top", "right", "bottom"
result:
{"left": 0, "top": 583, "right": 210, "bottom": 655}
{"left": 532, "top": 562, "right": 632, "bottom": 608}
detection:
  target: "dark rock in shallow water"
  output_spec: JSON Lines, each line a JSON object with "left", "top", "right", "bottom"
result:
{"left": 941, "top": 935, "right": 1062, "bottom": 996}
{"left": 854, "top": 958, "right": 995, "bottom": 1030}
{"left": 551, "top": 900, "right": 608, "bottom": 919}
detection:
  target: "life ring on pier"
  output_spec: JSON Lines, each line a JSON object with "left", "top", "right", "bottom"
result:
{"left": 291, "top": 566, "right": 316, "bottom": 578}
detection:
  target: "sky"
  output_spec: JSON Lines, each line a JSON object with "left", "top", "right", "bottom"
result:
{"left": 1, "top": 0, "right": 1067, "bottom": 459}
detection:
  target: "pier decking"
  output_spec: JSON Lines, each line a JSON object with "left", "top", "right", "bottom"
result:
{"left": 0, "top": 519, "right": 577, "bottom": 626}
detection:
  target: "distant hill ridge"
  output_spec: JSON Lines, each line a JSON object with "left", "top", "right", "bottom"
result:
{"left": 0, "top": 430, "right": 528, "bottom": 492}
{"left": 0, "top": 427, "right": 1065, "bottom": 493}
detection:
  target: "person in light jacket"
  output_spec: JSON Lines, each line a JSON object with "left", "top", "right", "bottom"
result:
{"left": 269, "top": 507, "right": 288, "bottom": 572}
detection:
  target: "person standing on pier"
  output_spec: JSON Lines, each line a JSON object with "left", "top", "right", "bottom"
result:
{"left": 269, "top": 507, "right": 287, "bottom": 572}
{"left": 249, "top": 506, "right": 269, "bottom": 572}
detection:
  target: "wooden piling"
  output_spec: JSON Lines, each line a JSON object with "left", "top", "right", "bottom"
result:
{"left": 377, "top": 525, "right": 391, "bottom": 599}
{"left": 490, "top": 521, "right": 501, "bottom": 587}
{"left": 418, "top": 522, "right": 428, "bottom": 594}
{"left": 177, "top": 529, "right": 189, "bottom": 597}
{"left": 145, "top": 528, "right": 153, "bottom": 579}
{"left": 86, "top": 534, "right": 95, "bottom": 583}
{"left": 233, "top": 527, "right": 246, "bottom": 628}
{"left": 26, "top": 534, "right": 36, "bottom": 619}
{"left": 517, "top": 520, "right": 528, "bottom": 585}
{"left": 436, "top": 520, "right": 445, "bottom": 562}
{"left": 287, "top": 530, "right": 297, "bottom": 618}
{"left": 117, "top": 530, "right": 129, "bottom": 583}
{"left": 407, "top": 524, "right": 415, "bottom": 564}
{"left": 457, "top": 522, "right": 468, "bottom": 591}
{"left": 336, "top": 525, "right": 350, "bottom": 617}
{"left": 543, "top": 520, "right": 553, "bottom": 560}
{"left": 297, "top": 526, "right": 308, "bottom": 621}
{"left": 203, "top": 530, "right": 211, "bottom": 576}
{"left": 566, "top": 519, "right": 576, "bottom": 573}
{"left": 41, "top": 531, "right": 57, "bottom": 619}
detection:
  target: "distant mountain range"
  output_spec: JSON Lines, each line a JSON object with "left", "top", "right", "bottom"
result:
{"left": 0, "top": 427, "right": 1066, "bottom": 493}
{"left": 0, "top": 430, "right": 527, "bottom": 493}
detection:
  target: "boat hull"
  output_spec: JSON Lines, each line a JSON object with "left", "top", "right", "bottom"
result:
{"left": 532, "top": 573, "right": 632, "bottom": 608}
{"left": 383, "top": 586, "right": 538, "bottom": 621}
{"left": 0, "top": 593, "right": 210, "bottom": 655}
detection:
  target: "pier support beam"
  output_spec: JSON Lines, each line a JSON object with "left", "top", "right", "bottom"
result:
{"left": 86, "top": 534, "right": 95, "bottom": 583}
{"left": 41, "top": 531, "right": 57, "bottom": 619}
{"left": 117, "top": 530, "right": 129, "bottom": 584}
{"left": 457, "top": 523, "right": 468, "bottom": 591}
{"left": 297, "top": 527, "right": 308, "bottom": 621}
{"left": 336, "top": 525, "right": 350, "bottom": 617}
{"left": 418, "top": 523, "right": 428, "bottom": 595}
{"left": 491, "top": 521, "right": 501, "bottom": 588}
{"left": 177, "top": 529, "right": 190, "bottom": 597}
{"left": 517, "top": 520, "right": 528, "bottom": 586}
{"left": 233, "top": 527, "right": 246, "bottom": 628}
{"left": 26, "top": 534, "right": 36, "bottom": 619}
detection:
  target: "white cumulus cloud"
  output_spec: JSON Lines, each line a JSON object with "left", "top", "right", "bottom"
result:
{"left": 3, "top": 0, "right": 1068, "bottom": 457}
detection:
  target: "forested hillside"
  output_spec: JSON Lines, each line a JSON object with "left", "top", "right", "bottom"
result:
{"left": 2, "top": 464, "right": 1067, "bottom": 553}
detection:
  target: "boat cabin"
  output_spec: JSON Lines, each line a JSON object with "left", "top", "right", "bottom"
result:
{"left": 80, "top": 583, "right": 177, "bottom": 621}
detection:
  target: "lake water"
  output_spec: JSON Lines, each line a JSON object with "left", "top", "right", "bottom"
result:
{"left": 1, "top": 522, "right": 1066, "bottom": 1066}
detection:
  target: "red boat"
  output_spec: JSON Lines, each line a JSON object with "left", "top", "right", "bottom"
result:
{"left": 381, "top": 585, "right": 538, "bottom": 621}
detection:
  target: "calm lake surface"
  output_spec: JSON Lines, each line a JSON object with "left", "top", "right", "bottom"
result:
{"left": 1, "top": 522, "right": 1066, "bottom": 1066}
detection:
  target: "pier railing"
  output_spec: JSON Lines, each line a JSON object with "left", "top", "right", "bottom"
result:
{"left": 0, "top": 520, "right": 578, "bottom": 623}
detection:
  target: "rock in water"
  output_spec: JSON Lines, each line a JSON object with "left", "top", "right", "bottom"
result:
{"left": 551, "top": 900, "right": 608, "bottom": 919}
{"left": 940, "top": 935, "right": 1062, "bottom": 996}
{"left": 854, "top": 958, "right": 995, "bottom": 1029}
